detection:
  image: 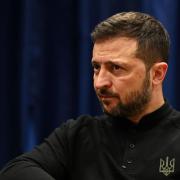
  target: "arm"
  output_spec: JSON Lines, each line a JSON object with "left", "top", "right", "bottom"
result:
{"left": 0, "top": 122, "right": 70, "bottom": 180}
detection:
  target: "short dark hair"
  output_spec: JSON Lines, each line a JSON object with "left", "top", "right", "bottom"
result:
{"left": 91, "top": 12, "right": 170, "bottom": 68}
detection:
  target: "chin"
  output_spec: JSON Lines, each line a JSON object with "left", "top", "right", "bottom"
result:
{"left": 102, "top": 103, "right": 117, "bottom": 114}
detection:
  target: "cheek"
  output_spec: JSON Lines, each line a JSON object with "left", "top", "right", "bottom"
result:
{"left": 93, "top": 77, "right": 97, "bottom": 89}
{"left": 114, "top": 76, "right": 143, "bottom": 93}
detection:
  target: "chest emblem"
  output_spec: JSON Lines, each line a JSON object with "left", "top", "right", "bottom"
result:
{"left": 159, "top": 156, "right": 175, "bottom": 176}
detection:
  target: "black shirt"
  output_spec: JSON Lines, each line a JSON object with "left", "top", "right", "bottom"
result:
{"left": 1, "top": 102, "right": 180, "bottom": 180}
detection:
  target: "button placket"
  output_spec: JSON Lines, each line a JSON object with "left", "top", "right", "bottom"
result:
{"left": 121, "top": 129, "right": 137, "bottom": 173}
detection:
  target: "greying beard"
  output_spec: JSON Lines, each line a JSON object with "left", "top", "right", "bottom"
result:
{"left": 102, "top": 72, "right": 151, "bottom": 118}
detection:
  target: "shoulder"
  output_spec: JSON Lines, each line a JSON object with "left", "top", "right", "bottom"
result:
{"left": 169, "top": 108, "right": 180, "bottom": 129}
{"left": 66, "top": 114, "right": 109, "bottom": 127}
{"left": 62, "top": 114, "right": 110, "bottom": 132}
{"left": 53, "top": 114, "right": 111, "bottom": 138}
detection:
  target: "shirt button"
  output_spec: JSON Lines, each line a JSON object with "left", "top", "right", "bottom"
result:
{"left": 121, "top": 165, "right": 127, "bottom": 169}
{"left": 127, "top": 160, "right": 133, "bottom": 164}
{"left": 129, "top": 143, "right": 135, "bottom": 149}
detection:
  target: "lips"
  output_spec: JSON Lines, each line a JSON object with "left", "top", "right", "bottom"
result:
{"left": 96, "top": 89, "right": 118, "bottom": 100}
{"left": 99, "top": 95, "right": 115, "bottom": 99}
{"left": 97, "top": 92, "right": 117, "bottom": 98}
{"left": 98, "top": 94, "right": 118, "bottom": 101}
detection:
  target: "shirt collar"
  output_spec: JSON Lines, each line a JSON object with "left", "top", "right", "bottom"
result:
{"left": 110, "top": 100, "right": 173, "bottom": 131}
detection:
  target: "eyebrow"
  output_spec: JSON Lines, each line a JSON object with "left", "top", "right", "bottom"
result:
{"left": 91, "top": 59, "right": 128, "bottom": 67}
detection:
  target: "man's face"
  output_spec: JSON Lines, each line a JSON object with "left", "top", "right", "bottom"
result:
{"left": 92, "top": 37, "right": 152, "bottom": 118}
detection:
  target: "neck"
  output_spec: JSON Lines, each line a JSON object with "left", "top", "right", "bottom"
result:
{"left": 128, "top": 93, "right": 165, "bottom": 124}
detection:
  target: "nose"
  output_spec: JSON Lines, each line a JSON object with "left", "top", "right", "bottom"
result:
{"left": 94, "top": 69, "right": 112, "bottom": 89}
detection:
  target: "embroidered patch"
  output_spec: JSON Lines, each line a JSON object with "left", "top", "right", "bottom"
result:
{"left": 159, "top": 156, "right": 175, "bottom": 176}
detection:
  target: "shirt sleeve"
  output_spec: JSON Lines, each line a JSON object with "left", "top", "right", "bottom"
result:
{"left": 0, "top": 121, "right": 71, "bottom": 180}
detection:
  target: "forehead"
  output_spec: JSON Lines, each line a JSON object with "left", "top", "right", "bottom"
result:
{"left": 92, "top": 37, "right": 138, "bottom": 61}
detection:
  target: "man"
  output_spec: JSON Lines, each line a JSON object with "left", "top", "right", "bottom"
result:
{"left": 1, "top": 11, "right": 180, "bottom": 180}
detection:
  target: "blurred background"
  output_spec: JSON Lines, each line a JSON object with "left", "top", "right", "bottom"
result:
{"left": 0, "top": 0, "right": 180, "bottom": 168}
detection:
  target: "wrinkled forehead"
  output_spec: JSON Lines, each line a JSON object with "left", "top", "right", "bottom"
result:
{"left": 92, "top": 37, "right": 138, "bottom": 60}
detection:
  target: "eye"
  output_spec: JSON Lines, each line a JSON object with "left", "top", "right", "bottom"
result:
{"left": 111, "top": 64, "right": 122, "bottom": 72}
{"left": 112, "top": 64, "right": 120, "bottom": 70}
{"left": 92, "top": 63, "right": 100, "bottom": 73}
{"left": 110, "top": 63, "right": 126, "bottom": 75}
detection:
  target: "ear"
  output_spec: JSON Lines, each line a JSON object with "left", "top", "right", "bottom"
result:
{"left": 151, "top": 62, "right": 168, "bottom": 85}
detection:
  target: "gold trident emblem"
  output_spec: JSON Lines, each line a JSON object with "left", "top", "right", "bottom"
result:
{"left": 159, "top": 156, "right": 175, "bottom": 176}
